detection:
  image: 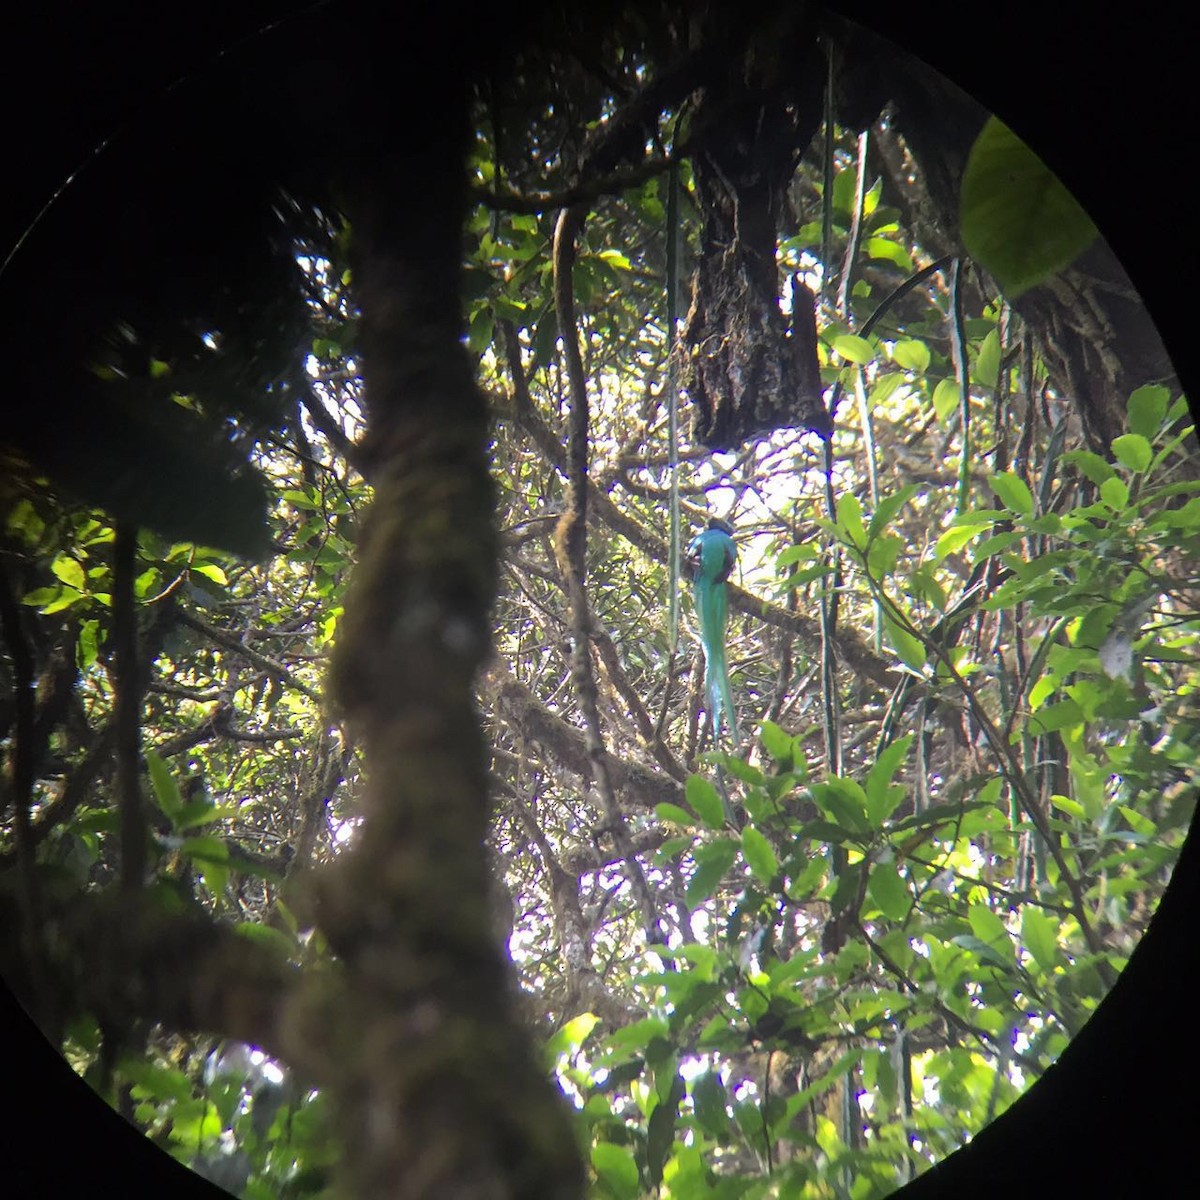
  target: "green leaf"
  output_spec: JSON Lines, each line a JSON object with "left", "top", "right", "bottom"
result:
{"left": 1127, "top": 385, "right": 1169, "bottom": 439}
{"left": 866, "top": 237, "right": 913, "bottom": 271}
{"left": 869, "top": 371, "right": 907, "bottom": 410}
{"left": 866, "top": 533, "right": 903, "bottom": 577}
{"left": 546, "top": 1012, "right": 600, "bottom": 1060}
{"left": 1117, "top": 804, "right": 1156, "bottom": 836}
{"left": 836, "top": 492, "right": 866, "bottom": 548}
{"left": 78, "top": 619, "right": 100, "bottom": 670}
{"left": 892, "top": 339, "right": 930, "bottom": 373}
{"left": 21, "top": 586, "right": 61, "bottom": 608}
{"left": 884, "top": 615, "right": 926, "bottom": 672}
{"left": 590, "top": 1143, "right": 639, "bottom": 1200}
{"left": 973, "top": 328, "right": 1001, "bottom": 389}
{"left": 1021, "top": 907, "right": 1061, "bottom": 974}
{"left": 1029, "top": 698, "right": 1084, "bottom": 735}
{"left": 467, "top": 308, "right": 494, "bottom": 355}
{"left": 233, "top": 922, "right": 297, "bottom": 959}
{"left": 968, "top": 903, "right": 1015, "bottom": 966}
{"left": 40, "top": 588, "right": 83, "bottom": 615}
{"left": 181, "top": 834, "right": 229, "bottom": 864}
{"left": 960, "top": 116, "right": 1098, "bottom": 299}
{"left": 811, "top": 779, "right": 870, "bottom": 836}
{"left": 686, "top": 839, "right": 738, "bottom": 906}
{"left": 175, "top": 800, "right": 241, "bottom": 832}
{"left": 655, "top": 802, "right": 696, "bottom": 828}
{"left": 832, "top": 334, "right": 875, "bottom": 365}
{"left": 646, "top": 1079, "right": 683, "bottom": 1188}
{"left": 758, "top": 719, "right": 795, "bottom": 764}
{"left": 865, "top": 734, "right": 912, "bottom": 826}
{"left": 936, "top": 524, "right": 980, "bottom": 559}
{"left": 1028, "top": 672, "right": 1058, "bottom": 710}
{"left": 867, "top": 861, "right": 910, "bottom": 921}
{"left": 1061, "top": 449, "right": 1115, "bottom": 486}
{"left": 51, "top": 555, "right": 87, "bottom": 590}
{"left": 831, "top": 166, "right": 859, "bottom": 214}
{"left": 741, "top": 827, "right": 779, "bottom": 885}
{"left": 1111, "top": 433, "right": 1152, "bottom": 473}
{"left": 868, "top": 483, "right": 918, "bottom": 541}
{"left": 775, "top": 542, "right": 818, "bottom": 568}
{"left": 690, "top": 1072, "right": 731, "bottom": 1138}
{"left": 119, "top": 1057, "right": 194, "bottom": 1104}
{"left": 685, "top": 775, "right": 727, "bottom": 831}
{"left": 932, "top": 377, "right": 960, "bottom": 422}
{"left": 988, "top": 471, "right": 1034, "bottom": 516}
{"left": 145, "top": 749, "right": 183, "bottom": 824}
{"left": 605, "top": 1016, "right": 669, "bottom": 1053}
{"left": 191, "top": 562, "right": 228, "bottom": 587}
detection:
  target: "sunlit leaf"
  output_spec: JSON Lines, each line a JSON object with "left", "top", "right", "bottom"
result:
{"left": 741, "top": 826, "right": 779, "bottom": 885}
{"left": 967, "top": 903, "right": 1015, "bottom": 966}
{"left": 758, "top": 719, "right": 795, "bottom": 764}
{"left": 832, "top": 334, "right": 876, "bottom": 365}
{"left": 988, "top": 471, "right": 1034, "bottom": 516}
{"left": 867, "top": 861, "right": 910, "bottom": 921}
{"left": 865, "top": 734, "right": 912, "bottom": 826}
{"left": 655, "top": 803, "right": 694, "bottom": 832}
{"left": 884, "top": 615, "right": 926, "bottom": 672}
{"left": 51, "top": 556, "right": 87, "bottom": 590}
{"left": 685, "top": 775, "right": 727, "bottom": 831}
{"left": 1111, "top": 433, "right": 1152, "bottom": 473}
{"left": 1021, "top": 907, "right": 1061, "bottom": 974}
{"left": 973, "top": 328, "right": 1001, "bottom": 389}
{"left": 1127, "top": 385, "right": 1169, "bottom": 439}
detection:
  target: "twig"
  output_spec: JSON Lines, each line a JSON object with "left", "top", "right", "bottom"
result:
{"left": 112, "top": 522, "right": 146, "bottom": 894}
{"left": 552, "top": 201, "right": 662, "bottom": 945}
{"left": 177, "top": 609, "right": 322, "bottom": 703}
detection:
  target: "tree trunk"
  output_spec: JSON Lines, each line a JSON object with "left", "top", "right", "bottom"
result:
{"left": 280, "top": 15, "right": 583, "bottom": 1198}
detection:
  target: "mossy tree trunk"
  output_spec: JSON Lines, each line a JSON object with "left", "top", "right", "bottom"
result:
{"left": 281, "top": 25, "right": 583, "bottom": 1199}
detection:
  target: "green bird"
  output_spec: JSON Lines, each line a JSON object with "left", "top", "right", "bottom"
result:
{"left": 686, "top": 517, "right": 739, "bottom": 746}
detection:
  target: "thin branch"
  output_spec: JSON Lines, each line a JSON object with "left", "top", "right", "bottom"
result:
{"left": 474, "top": 156, "right": 677, "bottom": 215}
{"left": 553, "top": 201, "right": 662, "bottom": 944}
{"left": 112, "top": 523, "right": 146, "bottom": 894}
{"left": 177, "top": 609, "right": 323, "bottom": 703}
{"left": 591, "top": 621, "right": 686, "bottom": 781}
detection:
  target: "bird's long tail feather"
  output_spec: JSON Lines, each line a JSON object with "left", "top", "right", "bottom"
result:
{"left": 695, "top": 574, "right": 737, "bottom": 745}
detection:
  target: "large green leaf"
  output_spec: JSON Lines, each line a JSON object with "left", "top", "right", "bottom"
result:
{"left": 741, "top": 826, "right": 779, "bottom": 885}
{"left": 686, "top": 839, "right": 739, "bottom": 906}
{"left": 685, "top": 775, "right": 727, "bottom": 831}
{"left": 960, "top": 117, "right": 1098, "bottom": 299}
{"left": 591, "top": 1143, "right": 639, "bottom": 1200}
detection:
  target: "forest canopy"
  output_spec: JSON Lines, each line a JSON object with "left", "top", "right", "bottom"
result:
{"left": 1, "top": 4, "right": 1197, "bottom": 1198}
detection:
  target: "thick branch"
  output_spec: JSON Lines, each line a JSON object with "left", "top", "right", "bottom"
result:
{"left": 484, "top": 660, "right": 683, "bottom": 810}
{"left": 1, "top": 888, "right": 297, "bottom": 1060}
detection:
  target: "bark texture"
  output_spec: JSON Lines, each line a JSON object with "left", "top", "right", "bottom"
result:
{"left": 279, "top": 11, "right": 582, "bottom": 1198}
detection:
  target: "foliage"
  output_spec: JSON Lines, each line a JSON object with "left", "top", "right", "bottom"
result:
{"left": 2, "top": 23, "right": 1196, "bottom": 1200}
{"left": 468, "top": 100, "right": 1196, "bottom": 1198}
{"left": 960, "top": 117, "right": 1099, "bottom": 300}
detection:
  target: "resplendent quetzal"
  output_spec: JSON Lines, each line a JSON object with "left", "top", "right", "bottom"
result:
{"left": 686, "top": 517, "right": 739, "bottom": 745}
